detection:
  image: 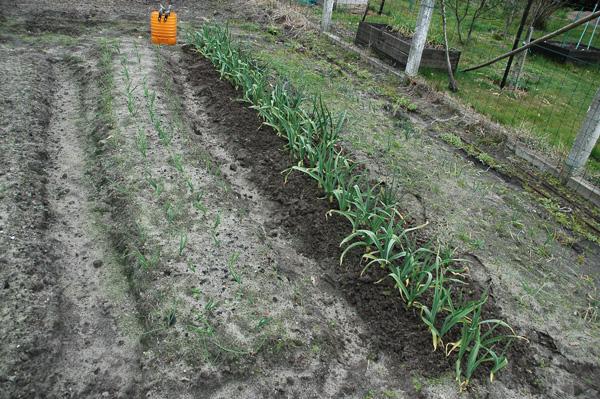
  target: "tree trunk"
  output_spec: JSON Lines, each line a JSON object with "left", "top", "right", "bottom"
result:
{"left": 466, "top": 0, "right": 487, "bottom": 43}
{"left": 441, "top": 0, "right": 458, "bottom": 91}
{"left": 503, "top": 0, "right": 518, "bottom": 36}
{"left": 452, "top": 0, "right": 472, "bottom": 44}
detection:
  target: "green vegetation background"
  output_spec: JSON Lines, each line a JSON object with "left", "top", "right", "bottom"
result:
{"left": 325, "top": 0, "right": 600, "bottom": 172}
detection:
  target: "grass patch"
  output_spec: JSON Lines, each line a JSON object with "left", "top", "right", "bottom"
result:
{"left": 307, "top": 0, "right": 600, "bottom": 171}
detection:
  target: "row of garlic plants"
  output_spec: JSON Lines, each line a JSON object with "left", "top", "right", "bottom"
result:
{"left": 120, "top": 42, "right": 207, "bottom": 274}
{"left": 187, "top": 24, "right": 522, "bottom": 388}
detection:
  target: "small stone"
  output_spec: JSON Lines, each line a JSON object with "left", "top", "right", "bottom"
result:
{"left": 229, "top": 163, "right": 238, "bottom": 171}
{"left": 92, "top": 260, "right": 103, "bottom": 268}
{"left": 101, "top": 392, "right": 109, "bottom": 397}
{"left": 3, "top": 280, "right": 9, "bottom": 289}
{"left": 61, "top": 173, "right": 67, "bottom": 179}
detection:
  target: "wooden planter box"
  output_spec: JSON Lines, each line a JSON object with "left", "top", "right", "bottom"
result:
{"left": 354, "top": 22, "right": 461, "bottom": 71}
{"left": 530, "top": 39, "right": 600, "bottom": 65}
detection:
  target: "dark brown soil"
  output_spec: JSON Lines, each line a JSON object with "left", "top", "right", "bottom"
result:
{"left": 175, "top": 47, "right": 600, "bottom": 397}
{"left": 179, "top": 51, "right": 528, "bottom": 385}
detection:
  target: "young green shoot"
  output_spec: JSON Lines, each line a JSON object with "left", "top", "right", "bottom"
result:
{"left": 179, "top": 231, "right": 188, "bottom": 256}
{"left": 227, "top": 252, "right": 242, "bottom": 284}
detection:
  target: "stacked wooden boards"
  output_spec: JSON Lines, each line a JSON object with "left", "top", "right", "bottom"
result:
{"left": 355, "top": 22, "right": 461, "bottom": 71}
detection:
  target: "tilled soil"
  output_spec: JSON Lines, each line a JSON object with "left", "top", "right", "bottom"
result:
{"left": 0, "top": 42, "right": 141, "bottom": 399}
{"left": 1, "top": 2, "right": 599, "bottom": 399}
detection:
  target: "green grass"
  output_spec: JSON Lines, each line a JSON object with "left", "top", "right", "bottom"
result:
{"left": 316, "top": 0, "right": 600, "bottom": 172}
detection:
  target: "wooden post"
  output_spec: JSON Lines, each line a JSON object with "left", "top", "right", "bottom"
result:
{"left": 322, "top": 0, "right": 335, "bottom": 32}
{"left": 561, "top": 88, "right": 600, "bottom": 181}
{"left": 405, "top": 0, "right": 435, "bottom": 77}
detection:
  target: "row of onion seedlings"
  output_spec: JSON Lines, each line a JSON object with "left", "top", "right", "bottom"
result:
{"left": 187, "top": 24, "right": 523, "bottom": 389}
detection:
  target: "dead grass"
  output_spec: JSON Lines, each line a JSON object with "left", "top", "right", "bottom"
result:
{"left": 250, "top": 0, "right": 315, "bottom": 36}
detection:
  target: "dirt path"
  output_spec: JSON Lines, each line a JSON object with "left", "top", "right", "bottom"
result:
{"left": 40, "top": 63, "right": 141, "bottom": 398}
{"left": 0, "top": 43, "right": 143, "bottom": 397}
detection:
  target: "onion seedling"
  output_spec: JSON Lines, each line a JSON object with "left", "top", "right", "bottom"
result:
{"left": 448, "top": 297, "right": 521, "bottom": 388}
{"left": 211, "top": 212, "right": 221, "bottom": 247}
{"left": 388, "top": 249, "right": 434, "bottom": 308}
{"left": 170, "top": 153, "right": 184, "bottom": 174}
{"left": 136, "top": 128, "right": 148, "bottom": 158}
{"left": 146, "top": 176, "right": 164, "bottom": 198}
{"left": 132, "top": 247, "right": 160, "bottom": 270}
{"left": 126, "top": 82, "right": 138, "bottom": 117}
{"left": 120, "top": 58, "right": 130, "bottom": 82}
{"left": 339, "top": 217, "right": 406, "bottom": 274}
{"left": 165, "top": 202, "right": 176, "bottom": 223}
{"left": 179, "top": 231, "right": 188, "bottom": 256}
{"left": 423, "top": 286, "right": 486, "bottom": 352}
{"left": 193, "top": 192, "right": 207, "bottom": 217}
{"left": 330, "top": 184, "right": 380, "bottom": 232}
{"left": 227, "top": 252, "right": 242, "bottom": 284}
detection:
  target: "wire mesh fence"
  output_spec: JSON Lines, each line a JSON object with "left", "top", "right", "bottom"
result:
{"left": 297, "top": 0, "right": 600, "bottom": 184}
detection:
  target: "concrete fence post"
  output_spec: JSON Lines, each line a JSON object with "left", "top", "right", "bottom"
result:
{"left": 561, "top": 87, "right": 600, "bottom": 181}
{"left": 406, "top": 0, "right": 435, "bottom": 76}
{"left": 322, "top": 0, "right": 335, "bottom": 32}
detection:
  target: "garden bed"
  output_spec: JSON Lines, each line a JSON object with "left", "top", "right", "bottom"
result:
{"left": 354, "top": 21, "right": 461, "bottom": 71}
{"left": 531, "top": 39, "right": 600, "bottom": 65}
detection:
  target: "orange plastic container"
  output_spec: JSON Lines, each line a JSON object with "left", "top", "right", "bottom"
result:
{"left": 150, "top": 10, "right": 177, "bottom": 45}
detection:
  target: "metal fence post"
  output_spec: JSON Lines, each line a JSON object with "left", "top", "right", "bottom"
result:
{"left": 561, "top": 88, "right": 600, "bottom": 181}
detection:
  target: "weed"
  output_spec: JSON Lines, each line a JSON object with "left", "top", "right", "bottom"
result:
{"left": 256, "top": 316, "right": 272, "bottom": 331}
{"left": 391, "top": 95, "right": 418, "bottom": 113}
{"left": 440, "top": 132, "right": 463, "bottom": 148}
